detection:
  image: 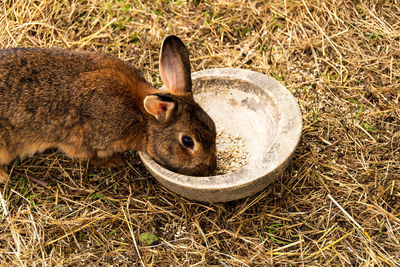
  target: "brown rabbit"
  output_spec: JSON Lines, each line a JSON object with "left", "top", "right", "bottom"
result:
{"left": 0, "top": 35, "right": 217, "bottom": 182}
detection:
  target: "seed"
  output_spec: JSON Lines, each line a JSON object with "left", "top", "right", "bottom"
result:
{"left": 215, "top": 130, "right": 249, "bottom": 175}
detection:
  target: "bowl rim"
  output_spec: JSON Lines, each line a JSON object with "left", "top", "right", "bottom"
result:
{"left": 139, "top": 68, "right": 302, "bottom": 191}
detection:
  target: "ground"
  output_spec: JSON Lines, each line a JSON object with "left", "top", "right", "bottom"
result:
{"left": 0, "top": 0, "right": 399, "bottom": 266}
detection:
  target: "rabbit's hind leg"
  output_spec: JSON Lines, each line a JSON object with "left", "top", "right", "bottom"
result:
{"left": 0, "top": 168, "right": 8, "bottom": 183}
{"left": 0, "top": 148, "right": 12, "bottom": 183}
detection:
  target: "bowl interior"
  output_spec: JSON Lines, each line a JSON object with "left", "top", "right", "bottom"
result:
{"left": 193, "top": 77, "right": 278, "bottom": 170}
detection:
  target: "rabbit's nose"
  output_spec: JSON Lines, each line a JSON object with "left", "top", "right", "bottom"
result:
{"left": 205, "top": 152, "right": 217, "bottom": 175}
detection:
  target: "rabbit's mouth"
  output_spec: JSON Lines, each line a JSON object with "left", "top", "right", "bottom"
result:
{"left": 178, "top": 164, "right": 215, "bottom": 177}
{"left": 147, "top": 145, "right": 216, "bottom": 177}
{"left": 157, "top": 161, "right": 213, "bottom": 177}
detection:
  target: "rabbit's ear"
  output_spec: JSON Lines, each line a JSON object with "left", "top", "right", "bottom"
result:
{"left": 143, "top": 94, "right": 175, "bottom": 121}
{"left": 160, "top": 35, "right": 192, "bottom": 97}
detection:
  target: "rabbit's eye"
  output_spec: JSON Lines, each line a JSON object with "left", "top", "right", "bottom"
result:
{"left": 181, "top": 135, "right": 194, "bottom": 149}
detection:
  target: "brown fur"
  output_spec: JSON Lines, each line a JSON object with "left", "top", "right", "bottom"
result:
{"left": 0, "top": 36, "right": 216, "bottom": 182}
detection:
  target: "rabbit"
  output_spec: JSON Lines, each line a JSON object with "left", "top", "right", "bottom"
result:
{"left": 0, "top": 35, "right": 217, "bottom": 183}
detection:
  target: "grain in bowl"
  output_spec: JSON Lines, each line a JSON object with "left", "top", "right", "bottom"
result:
{"left": 215, "top": 130, "right": 249, "bottom": 175}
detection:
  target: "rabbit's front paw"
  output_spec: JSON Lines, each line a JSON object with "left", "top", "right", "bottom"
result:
{"left": 90, "top": 154, "right": 125, "bottom": 168}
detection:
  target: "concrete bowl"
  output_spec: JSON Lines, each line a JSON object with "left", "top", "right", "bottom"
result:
{"left": 139, "top": 68, "right": 302, "bottom": 202}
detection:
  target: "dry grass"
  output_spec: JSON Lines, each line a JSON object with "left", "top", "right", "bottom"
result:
{"left": 1, "top": 0, "right": 399, "bottom": 265}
